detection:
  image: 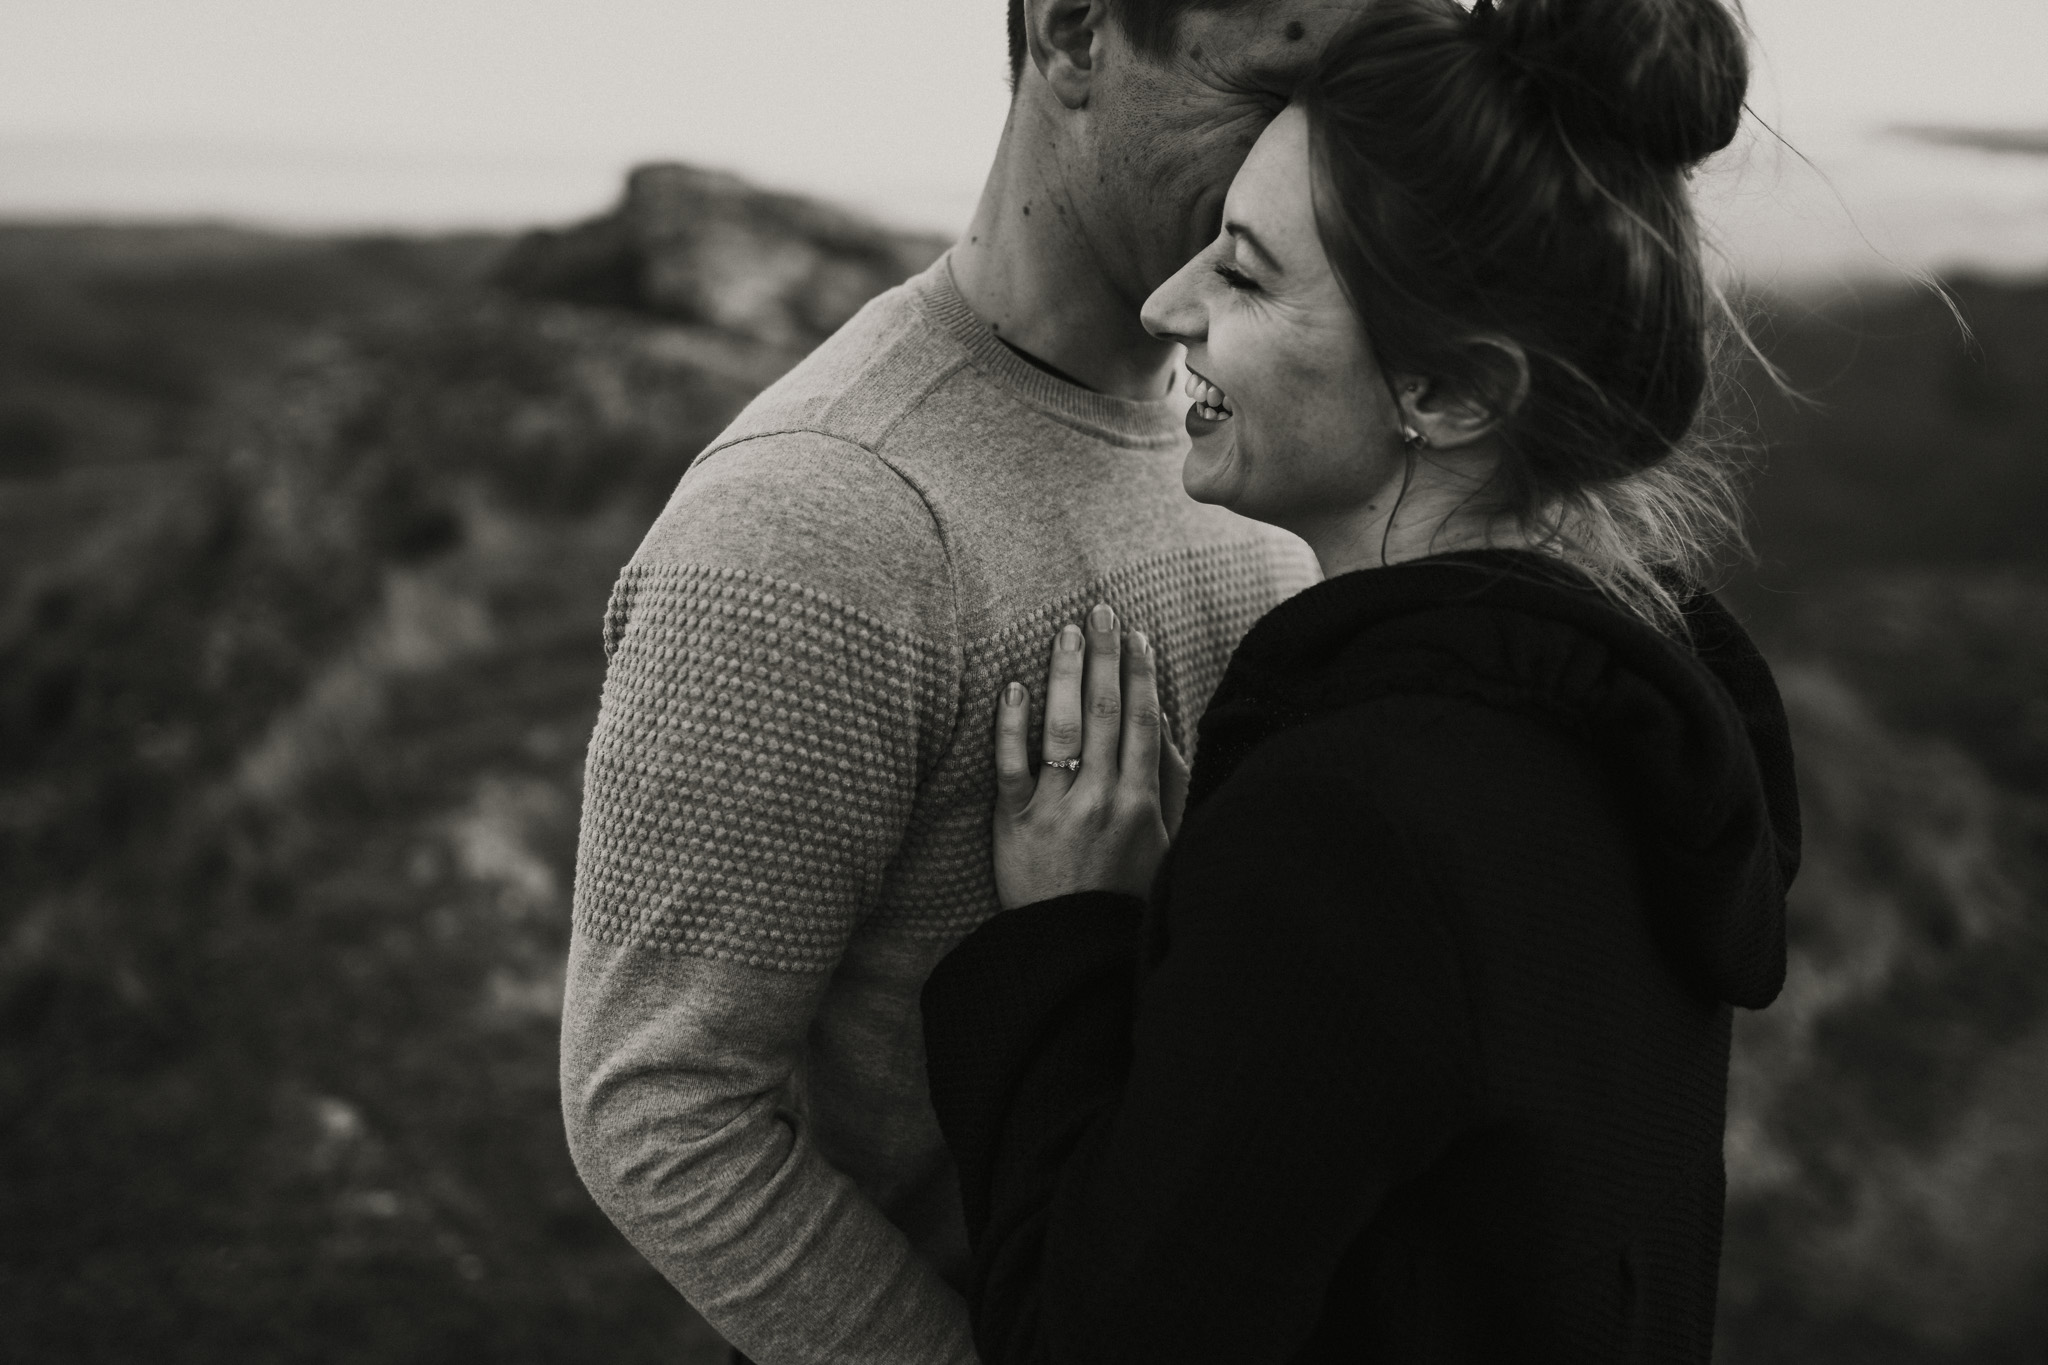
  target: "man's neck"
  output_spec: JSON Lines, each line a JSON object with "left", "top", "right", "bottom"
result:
{"left": 948, "top": 105, "right": 1180, "bottom": 403}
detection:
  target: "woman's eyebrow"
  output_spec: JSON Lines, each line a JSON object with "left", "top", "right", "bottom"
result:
{"left": 1224, "top": 221, "right": 1283, "bottom": 274}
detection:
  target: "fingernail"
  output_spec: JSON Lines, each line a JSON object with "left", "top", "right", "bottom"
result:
{"left": 1090, "top": 603, "right": 1115, "bottom": 632}
{"left": 1060, "top": 624, "right": 1083, "bottom": 652}
{"left": 1131, "top": 629, "right": 1149, "bottom": 655}
{"left": 1004, "top": 681, "right": 1024, "bottom": 705}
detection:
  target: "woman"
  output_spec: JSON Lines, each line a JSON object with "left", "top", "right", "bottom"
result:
{"left": 918, "top": 0, "right": 1801, "bottom": 1361}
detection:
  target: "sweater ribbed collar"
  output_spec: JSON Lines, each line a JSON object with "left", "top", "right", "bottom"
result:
{"left": 910, "top": 252, "right": 1186, "bottom": 450}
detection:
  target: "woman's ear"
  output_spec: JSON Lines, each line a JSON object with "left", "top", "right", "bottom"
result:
{"left": 1393, "top": 338, "right": 1530, "bottom": 450}
{"left": 1022, "top": 0, "right": 1104, "bottom": 110}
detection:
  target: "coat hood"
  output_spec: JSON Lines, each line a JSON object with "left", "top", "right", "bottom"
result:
{"left": 1186, "top": 551, "right": 1799, "bottom": 1010}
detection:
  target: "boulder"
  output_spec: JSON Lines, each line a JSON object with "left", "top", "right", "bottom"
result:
{"left": 496, "top": 163, "right": 950, "bottom": 348}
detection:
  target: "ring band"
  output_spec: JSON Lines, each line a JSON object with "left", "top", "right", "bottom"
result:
{"left": 1043, "top": 758, "right": 1081, "bottom": 773}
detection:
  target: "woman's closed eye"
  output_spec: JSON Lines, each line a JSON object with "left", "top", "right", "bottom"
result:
{"left": 1213, "top": 262, "right": 1260, "bottom": 293}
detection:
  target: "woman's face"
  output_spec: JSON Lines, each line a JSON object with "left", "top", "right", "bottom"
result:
{"left": 1140, "top": 102, "right": 1405, "bottom": 536}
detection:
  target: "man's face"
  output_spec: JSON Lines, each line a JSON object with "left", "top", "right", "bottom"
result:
{"left": 1079, "top": 2, "right": 1372, "bottom": 306}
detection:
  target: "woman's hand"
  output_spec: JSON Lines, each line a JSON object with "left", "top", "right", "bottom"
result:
{"left": 991, "top": 603, "right": 1190, "bottom": 911}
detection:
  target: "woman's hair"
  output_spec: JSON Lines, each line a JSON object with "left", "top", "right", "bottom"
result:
{"left": 1296, "top": 0, "right": 1753, "bottom": 632}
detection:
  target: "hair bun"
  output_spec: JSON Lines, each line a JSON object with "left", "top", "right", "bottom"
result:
{"left": 1479, "top": 0, "right": 1750, "bottom": 167}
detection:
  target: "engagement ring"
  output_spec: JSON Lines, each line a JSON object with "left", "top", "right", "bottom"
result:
{"left": 1043, "top": 758, "right": 1081, "bottom": 773}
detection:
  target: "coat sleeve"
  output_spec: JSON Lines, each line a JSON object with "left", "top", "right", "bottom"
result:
{"left": 921, "top": 718, "right": 1483, "bottom": 1365}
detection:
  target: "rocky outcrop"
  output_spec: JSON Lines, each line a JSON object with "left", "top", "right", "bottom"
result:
{"left": 496, "top": 164, "right": 951, "bottom": 348}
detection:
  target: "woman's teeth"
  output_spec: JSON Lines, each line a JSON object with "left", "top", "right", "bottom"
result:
{"left": 1182, "top": 368, "right": 1233, "bottom": 421}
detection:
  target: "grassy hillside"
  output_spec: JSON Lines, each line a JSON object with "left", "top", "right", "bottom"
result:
{"left": 1713, "top": 278, "right": 2048, "bottom": 1363}
{"left": 0, "top": 220, "right": 759, "bottom": 1362}
{"left": 0, "top": 206, "right": 2043, "bottom": 1362}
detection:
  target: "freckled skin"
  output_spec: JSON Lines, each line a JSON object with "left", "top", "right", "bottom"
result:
{"left": 952, "top": 1, "right": 1373, "bottom": 400}
{"left": 1075, "top": 3, "right": 1376, "bottom": 305}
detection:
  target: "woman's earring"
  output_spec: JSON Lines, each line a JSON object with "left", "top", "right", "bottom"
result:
{"left": 1399, "top": 383, "right": 1428, "bottom": 449}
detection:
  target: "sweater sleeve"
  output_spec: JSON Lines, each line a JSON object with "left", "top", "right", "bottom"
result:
{"left": 921, "top": 720, "right": 1482, "bottom": 1365}
{"left": 561, "top": 432, "right": 977, "bottom": 1365}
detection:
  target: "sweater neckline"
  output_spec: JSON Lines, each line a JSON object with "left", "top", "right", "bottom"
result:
{"left": 910, "top": 253, "right": 1186, "bottom": 450}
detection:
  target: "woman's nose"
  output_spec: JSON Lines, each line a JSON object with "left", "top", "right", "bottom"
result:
{"left": 1140, "top": 252, "right": 1209, "bottom": 346}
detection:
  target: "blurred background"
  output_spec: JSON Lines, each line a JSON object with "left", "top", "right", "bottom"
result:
{"left": 2, "top": 1, "right": 2044, "bottom": 1361}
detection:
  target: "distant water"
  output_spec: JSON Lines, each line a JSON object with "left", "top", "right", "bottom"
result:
{"left": 3, "top": 126, "right": 2044, "bottom": 288}
{"left": 1698, "top": 123, "right": 2048, "bottom": 289}
{"left": 0, "top": 135, "right": 982, "bottom": 245}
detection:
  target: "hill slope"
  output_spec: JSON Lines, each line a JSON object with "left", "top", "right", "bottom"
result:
{"left": 1, "top": 177, "right": 2043, "bottom": 1362}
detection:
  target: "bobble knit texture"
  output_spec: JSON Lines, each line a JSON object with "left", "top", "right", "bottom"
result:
{"left": 560, "top": 253, "right": 1317, "bottom": 1365}
{"left": 578, "top": 541, "right": 1296, "bottom": 971}
{"left": 579, "top": 563, "right": 947, "bottom": 971}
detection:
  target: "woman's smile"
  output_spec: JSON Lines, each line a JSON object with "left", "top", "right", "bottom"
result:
{"left": 1182, "top": 361, "right": 1235, "bottom": 437}
{"left": 1183, "top": 363, "right": 1234, "bottom": 420}
{"left": 1143, "top": 105, "right": 1401, "bottom": 532}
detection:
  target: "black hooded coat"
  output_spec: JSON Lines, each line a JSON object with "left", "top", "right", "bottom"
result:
{"left": 920, "top": 551, "right": 1801, "bottom": 1365}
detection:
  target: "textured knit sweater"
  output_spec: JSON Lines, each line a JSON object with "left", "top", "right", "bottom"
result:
{"left": 559, "top": 254, "right": 1319, "bottom": 1365}
{"left": 921, "top": 553, "right": 1801, "bottom": 1365}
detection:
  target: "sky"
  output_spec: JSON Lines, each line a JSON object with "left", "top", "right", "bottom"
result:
{"left": 3, "top": 0, "right": 2047, "bottom": 285}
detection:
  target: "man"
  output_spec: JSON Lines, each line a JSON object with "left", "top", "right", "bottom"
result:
{"left": 561, "top": 2, "right": 1365, "bottom": 1361}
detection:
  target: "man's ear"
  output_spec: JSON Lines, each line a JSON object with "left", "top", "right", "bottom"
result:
{"left": 1393, "top": 338, "right": 1530, "bottom": 450}
{"left": 1022, "top": 0, "right": 1105, "bottom": 110}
